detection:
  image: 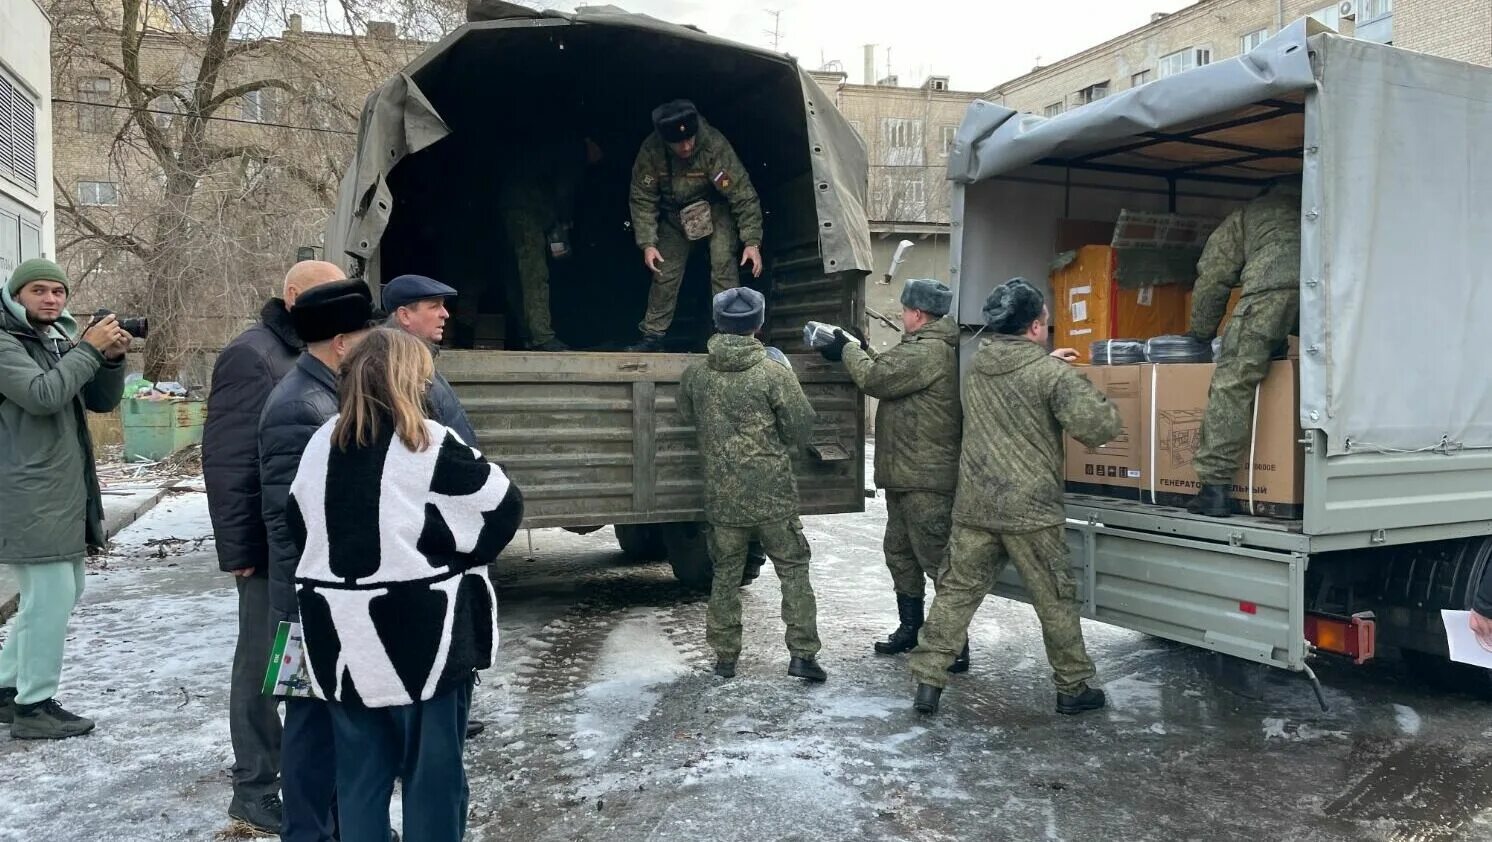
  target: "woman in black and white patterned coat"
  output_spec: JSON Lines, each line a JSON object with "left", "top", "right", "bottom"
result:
{"left": 286, "top": 328, "right": 522, "bottom": 841}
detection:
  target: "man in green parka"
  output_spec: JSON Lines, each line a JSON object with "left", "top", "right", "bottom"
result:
{"left": 0, "top": 258, "right": 130, "bottom": 739}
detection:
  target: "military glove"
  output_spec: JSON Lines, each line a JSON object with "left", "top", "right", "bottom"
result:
{"left": 819, "top": 329, "right": 851, "bottom": 362}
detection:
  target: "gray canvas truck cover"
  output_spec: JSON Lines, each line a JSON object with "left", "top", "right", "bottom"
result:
{"left": 948, "top": 20, "right": 1492, "bottom": 458}
{"left": 325, "top": 6, "right": 873, "bottom": 285}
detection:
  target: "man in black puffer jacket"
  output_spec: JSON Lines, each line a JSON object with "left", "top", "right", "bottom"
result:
{"left": 258, "top": 278, "right": 379, "bottom": 842}
{"left": 204, "top": 260, "right": 343, "bottom": 834}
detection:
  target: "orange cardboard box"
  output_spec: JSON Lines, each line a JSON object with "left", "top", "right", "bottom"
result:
{"left": 1052, "top": 246, "right": 1190, "bottom": 363}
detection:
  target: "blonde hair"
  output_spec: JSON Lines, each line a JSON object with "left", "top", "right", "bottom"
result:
{"left": 332, "top": 328, "right": 435, "bottom": 452}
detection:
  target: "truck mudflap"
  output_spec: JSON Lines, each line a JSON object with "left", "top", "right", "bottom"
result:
{"left": 989, "top": 519, "right": 1310, "bottom": 671}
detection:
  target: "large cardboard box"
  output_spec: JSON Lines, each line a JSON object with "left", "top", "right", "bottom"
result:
{"left": 1064, "top": 365, "right": 1146, "bottom": 498}
{"left": 1138, "top": 360, "right": 1304, "bottom": 518}
{"left": 1051, "top": 246, "right": 1190, "bottom": 363}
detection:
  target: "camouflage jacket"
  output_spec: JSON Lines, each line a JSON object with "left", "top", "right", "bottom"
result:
{"left": 498, "top": 133, "right": 589, "bottom": 217}
{"left": 629, "top": 117, "right": 763, "bottom": 250}
{"left": 1190, "top": 184, "right": 1302, "bottom": 341}
{"left": 842, "top": 316, "right": 961, "bottom": 494}
{"left": 678, "top": 334, "right": 815, "bottom": 527}
{"left": 953, "top": 335, "right": 1122, "bottom": 533}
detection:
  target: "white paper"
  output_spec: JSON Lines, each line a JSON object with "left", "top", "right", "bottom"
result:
{"left": 1441, "top": 610, "right": 1492, "bottom": 669}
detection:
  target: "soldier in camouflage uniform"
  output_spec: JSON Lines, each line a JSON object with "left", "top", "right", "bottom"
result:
{"left": 627, "top": 100, "right": 764, "bottom": 352}
{"left": 677, "top": 287, "right": 826, "bottom": 682}
{"left": 821, "top": 279, "right": 963, "bottom": 664}
{"left": 909, "top": 279, "right": 1122, "bottom": 716}
{"left": 1185, "top": 177, "right": 1302, "bottom": 517}
{"left": 497, "top": 132, "right": 602, "bottom": 351}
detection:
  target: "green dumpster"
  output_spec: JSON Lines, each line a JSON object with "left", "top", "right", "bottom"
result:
{"left": 121, "top": 399, "right": 207, "bottom": 462}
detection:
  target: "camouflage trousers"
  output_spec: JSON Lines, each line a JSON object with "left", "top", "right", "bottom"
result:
{"left": 705, "top": 517, "right": 821, "bottom": 661}
{"left": 909, "top": 524, "right": 1095, "bottom": 693}
{"left": 884, "top": 490, "right": 953, "bottom": 598}
{"left": 639, "top": 207, "right": 740, "bottom": 337}
{"left": 1193, "top": 290, "right": 1298, "bottom": 485}
{"left": 503, "top": 207, "right": 557, "bottom": 347}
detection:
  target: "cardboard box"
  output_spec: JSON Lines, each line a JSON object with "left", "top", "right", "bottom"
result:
{"left": 1139, "top": 360, "right": 1304, "bottom": 518}
{"left": 1064, "top": 364, "right": 1146, "bottom": 498}
{"left": 1051, "top": 246, "right": 1190, "bottom": 363}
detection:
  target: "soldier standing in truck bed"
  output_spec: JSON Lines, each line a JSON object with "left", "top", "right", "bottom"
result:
{"left": 1184, "top": 175, "right": 1302, "bottom": 517}
{"left": 627, "top": 100, "right": 764, "bottom": 352}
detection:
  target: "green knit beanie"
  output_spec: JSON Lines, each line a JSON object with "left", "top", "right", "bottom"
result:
{"left": 6, "top": 258, "right": 70, "bottom": 297}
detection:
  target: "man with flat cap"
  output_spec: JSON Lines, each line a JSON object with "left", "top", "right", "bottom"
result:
{"left": 257, "top": 278, "right": 380, "bottom": 842}
{"left": 383, "top": 274, "right": 477, "bottom": 445}
{"left": 908, "top": 279, "right": 1121, "bottom": 718}
{"left": 820, "top": 279, "right": 964, "bottom": 669}
{"left": 677, "top": 287, "right": 825, "bottom": 683}
{"left": 627, "top": 99, "right": 763, "bottom": 352}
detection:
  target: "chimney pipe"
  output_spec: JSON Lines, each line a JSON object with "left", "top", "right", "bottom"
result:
{"left": 863, "top": 44, "right": 875, "bottom": 86}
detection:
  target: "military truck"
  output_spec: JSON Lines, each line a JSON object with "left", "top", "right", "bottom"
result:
{"left": 324, "top": 5, "right": 871, "bottom": 586}
{"left": 948, "top": 21, "right": 1492, "bottom": 695}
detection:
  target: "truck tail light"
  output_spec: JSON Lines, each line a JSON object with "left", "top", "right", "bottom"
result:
{"left": 1305, "top": 612, "right": 1376, "bottom": 665}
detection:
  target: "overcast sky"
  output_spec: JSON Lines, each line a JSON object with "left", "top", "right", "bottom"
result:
{"left": 550, "top": 0, "right": 1200, "bottom": 91}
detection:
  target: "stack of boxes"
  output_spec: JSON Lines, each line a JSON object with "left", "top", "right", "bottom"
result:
{"left": 1054, "top": 216, "right": 1305, "bottom": 519}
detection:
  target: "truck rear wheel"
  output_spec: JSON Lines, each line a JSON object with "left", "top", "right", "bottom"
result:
{"left": 613, "top": 524, "right": 667, "bottom": 562}
{"left": 661, "top": 522, "right": 714, "bottom": 589}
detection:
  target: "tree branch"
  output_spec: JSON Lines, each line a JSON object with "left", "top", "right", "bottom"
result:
{"left": 203, "top": 79, "right": 298, "bottom": 115}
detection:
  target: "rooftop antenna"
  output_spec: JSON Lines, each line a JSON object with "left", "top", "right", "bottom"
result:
{"left": 763, "top": 10, "right": 784, "bottom": 51}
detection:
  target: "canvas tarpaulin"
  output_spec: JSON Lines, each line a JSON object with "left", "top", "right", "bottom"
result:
{"left": 324, "top": 8, "right": 873, "bottom": 286}
{"left": 1303, "top": 35, "right": 1492, "bottom": 455}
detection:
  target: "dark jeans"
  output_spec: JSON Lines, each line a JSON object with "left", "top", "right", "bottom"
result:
{"left": 329, "top": 678, "right": 473, "bottom": 842}
{"left": 282, "top": 697, "right": 337, "bottom": 842}
{"left": 229, "top": 575, "right": 282, "bottom": 803}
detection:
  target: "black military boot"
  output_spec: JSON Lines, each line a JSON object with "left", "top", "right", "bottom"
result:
{"left": 532, "top": 339, "right": 570, "bottom": 352}
{"left": 228, "top": 793, "right": 283, "bottom": 835}
{"left": 1056, "top": 685, "right": 1107, "bottom": 715}
{"left": 626, "top": 334, "right": 665, "bottom": 353}
{"left": 0, "top": 687, "right": 15, "bottom": 725}
{"left": 874, "top": 594, "right": 924, "bottom": 655}
{"left": 466, "top": 719, "right": 487, "bottom": 739}
{"left": 947, "top": 641, "right": 971, "bottom": 674}
{"left": 714, "top": 660, "right": 737, "bottom": 679}
{"left": 788, "top": 656, "right": 828, "bottom": 682}
{"left": 913, "top": 683, "right": 942, "bottom": 714}
{"left": 1187, "top": 484, "right": 1232, "bottom": 517}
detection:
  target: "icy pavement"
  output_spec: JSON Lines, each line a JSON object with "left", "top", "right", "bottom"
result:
{"left": 4, "top": 490, "right": 1492, "bottom": 841}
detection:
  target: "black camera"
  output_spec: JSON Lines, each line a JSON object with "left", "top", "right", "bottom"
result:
{"left": 92, "top": 308, "right": 149, "bottom": 340}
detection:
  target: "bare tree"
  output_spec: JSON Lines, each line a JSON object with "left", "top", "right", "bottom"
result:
{"left": 49, "top": 0, "right": 419, "bottom": 379}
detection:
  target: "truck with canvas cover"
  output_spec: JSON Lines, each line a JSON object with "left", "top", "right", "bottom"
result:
{"left": 947, "top": 20, "right": 1492, "bottom": 695}
{"left": 324, "top": 4, "right": 873, "bottom": 586}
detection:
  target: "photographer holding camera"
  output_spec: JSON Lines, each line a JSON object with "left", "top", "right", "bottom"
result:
{"left": 0, "top": 258, "right": 130, "bottom": 740}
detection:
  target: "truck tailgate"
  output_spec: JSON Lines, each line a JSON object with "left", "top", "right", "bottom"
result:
{"left": 440, "top": 351, "right": 864, "bottom": 529}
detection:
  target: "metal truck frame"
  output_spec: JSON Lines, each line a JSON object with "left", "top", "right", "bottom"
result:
{"left": 948, "top": 21, "right": 1492, "bottom": 686}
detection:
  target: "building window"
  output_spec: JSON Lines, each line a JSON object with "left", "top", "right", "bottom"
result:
{"left": 1044, "top": 102, "right": 1064, "bottom": 118}
{"left": 1310, "top": 5, "right": 1341, "bottom": 30}
{"left": 77, "top": 77, "right": 113, "bottom": 134}
{"left": 241, "top": 88, "right": 274, "bottom": 123}
{"left": 880, "top": 117, "right": 924, "bottom": 166}
{"left": 940, "top": 125, "right": 958, "bottom": 156}
{"left": 0, "top": 70, "right": 40, "bottom": 192}
{"left": 1131, "top": 69, "right": 1152, "bottom": 87}
{"left": 1241, "top": 28, "right": 1270, "bottom": 52}
{"left": 1076, "top": 82, "right": 1110, "bottom": 105}
{"left": 1363, "top": 0, "right": 1393, "bottom": 21}
{"left": 78, "top": 180, "right": 119, "bottom": 206}
{"left": 1157, "top": 47, "right": 1211, "bottom": 79}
